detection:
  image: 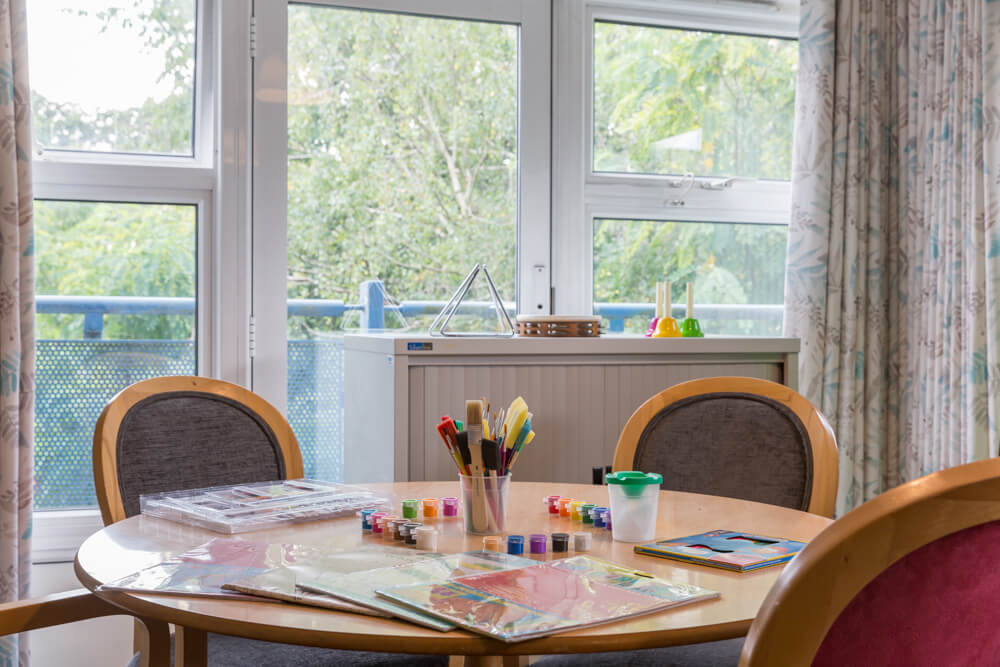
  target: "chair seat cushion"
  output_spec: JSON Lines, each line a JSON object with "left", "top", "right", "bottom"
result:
{"left": 128, "top": 632, "right": 449, "bottom": 667}
{"left": 532, "top": 637, "right": 744, "bottom": 667}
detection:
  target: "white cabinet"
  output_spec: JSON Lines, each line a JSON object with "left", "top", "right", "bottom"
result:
{"left": 343, "top": 334, "right": 798, "bottom": 484}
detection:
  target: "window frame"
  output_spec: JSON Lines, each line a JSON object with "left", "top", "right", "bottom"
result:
{"left": 551, "top": 0, "right": 798, "bottom": 314}
{"left": 29, "top": 0, "right": 800, "bottom": 560}
{"left": 250, "top": 0, "right": 552, "bottom": 414}
{"left": 30, "top": 0, "right": 255, "bottom": 562}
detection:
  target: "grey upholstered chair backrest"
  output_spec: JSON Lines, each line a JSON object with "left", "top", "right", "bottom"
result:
{"left": 632, "top": 392, "right": 813, "bottom": 511}
{"left": 115, "top": 391, "right": 287, "bottom": 518}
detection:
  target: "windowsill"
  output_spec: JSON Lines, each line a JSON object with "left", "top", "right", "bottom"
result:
{"left": 32, "top": 509, "right": 104, "bottom": 564}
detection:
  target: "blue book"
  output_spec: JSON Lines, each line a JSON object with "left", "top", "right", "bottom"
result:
{"left": 634, "top": 529, "right": 805, "bottom": 572}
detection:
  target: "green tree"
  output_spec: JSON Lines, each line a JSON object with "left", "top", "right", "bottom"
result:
{"left": 594, "top": 22, "right": 797, "bottom": 179}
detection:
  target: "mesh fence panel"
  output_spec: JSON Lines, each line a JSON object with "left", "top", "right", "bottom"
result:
{"left": 34, "top": 338, "right": 344, "bottom": 509}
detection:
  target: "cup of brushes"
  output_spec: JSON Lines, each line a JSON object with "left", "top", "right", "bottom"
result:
{"left": 437, "top": 396, "right": 535, "bottom": 534}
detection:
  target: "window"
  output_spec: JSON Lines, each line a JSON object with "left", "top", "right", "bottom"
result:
{"left": 593, "top": 218, "right": 786, "bottom": 335}
{"left": 26, "top": 0, "right": 797, "bottom": 558}
{"left": 252, "top": 0, "right": 550, "bottom": 483}
{"left": 27, "top": 0, "right": 221, "bottom": 522}
{"left": 552, "top": 2, "right": 797, "bottom": 332}
{"left": 30, "top": 0, "right": 197, "bottom": 155}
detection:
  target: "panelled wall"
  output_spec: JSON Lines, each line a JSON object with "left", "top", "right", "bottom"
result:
{"left": 344, "top": 335, "right": 797, "bottom": 484}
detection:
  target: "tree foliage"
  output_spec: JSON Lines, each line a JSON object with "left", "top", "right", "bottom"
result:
{"left": 31, "top": 4, "right": 795, "bottom": 339}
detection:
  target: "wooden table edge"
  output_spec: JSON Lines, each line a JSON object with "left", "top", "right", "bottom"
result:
{"left": 75, "top": 554, "right": 750, "bottom": 656}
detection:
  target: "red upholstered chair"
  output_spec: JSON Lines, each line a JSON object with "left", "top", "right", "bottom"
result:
{"left": 741, "top": 457, "right": 1000, "bottom": 666}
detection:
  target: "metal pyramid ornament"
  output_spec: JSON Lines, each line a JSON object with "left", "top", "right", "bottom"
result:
{"left": 429, "top": 263, "right": 515, "bottom": 337}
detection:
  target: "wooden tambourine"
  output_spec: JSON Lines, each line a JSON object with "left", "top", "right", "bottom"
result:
{"left": 516, "top": 315, "right": 602, "bottom": 338}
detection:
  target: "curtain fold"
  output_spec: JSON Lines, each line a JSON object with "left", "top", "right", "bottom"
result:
{"left": 0, "top": 0, "right": 33, "bottom": 665}
{"left": 786, "top": 0, "right": 1000, "bottom": 514}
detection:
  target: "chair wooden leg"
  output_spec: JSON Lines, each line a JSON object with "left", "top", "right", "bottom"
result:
{"left": 174, "top": 626, "right": 208, "bottom": 667}
{"left": 132, "top": 618, "right": 146, "bottom": 667}
{"left": 132, "top": 617, "right": 171, "bottom": 667}
{"left": 462, "top": 657, "right": 527, "bottom": 667}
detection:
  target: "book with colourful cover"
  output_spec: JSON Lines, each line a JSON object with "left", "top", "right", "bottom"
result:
{"left": 375, "top": 555, "right": 719, "bottom": 643}
{"left": 300, "top": 551, "right": 537, "bottom": 632}
{"left": 222, "top": 545, "right": 441, "bottom": 616}
{"left": 633, "top": 530, "right": 806, "bottom": 572}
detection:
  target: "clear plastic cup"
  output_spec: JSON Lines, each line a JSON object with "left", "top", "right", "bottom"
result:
{"left": 605, "top": 471, "right": 662, "bottom": 542}
{"left": 459, "top": 473, "right": 510, "bottom": 534}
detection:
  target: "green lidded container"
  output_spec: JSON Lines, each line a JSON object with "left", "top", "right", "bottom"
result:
{"left": 580, "top": 503, "right": 596, "bottom": 523}
{"left": 605, "top": 471, "right": 663, "bottom": 498}
{"left": 401, "top": 499, "right": 419, "bottom": 519}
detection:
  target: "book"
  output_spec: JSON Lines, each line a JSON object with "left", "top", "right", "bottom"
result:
{"left": 376, "top": 555, "right": 719, "bottom": 643}
{"left": 222, "top": 545, "right": 441, "bottom": 616}
{"left": 99, "top": 537, "right": 308, "bottom": 600}
{"left": 100, "top": 538, "right": 429, "bottom": 617}
{"left": 633, "top": 529, "right": 806, "bottom": 572}
{"left": 300, "top": 550, "right": 536, "bottom": 632}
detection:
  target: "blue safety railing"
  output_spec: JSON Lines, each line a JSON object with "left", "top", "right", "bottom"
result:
{"left": 38, "top": 281, "right": 782, "bottom": 336}
{"left": 33, "top": 283, "right": 781, "bottom": 509}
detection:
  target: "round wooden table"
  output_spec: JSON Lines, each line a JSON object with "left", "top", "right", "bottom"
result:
{"left": 75, "top": 481, "right": 832, "bottom": 667}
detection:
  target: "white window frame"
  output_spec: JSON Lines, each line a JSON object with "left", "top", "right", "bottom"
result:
{"left": 250, "top": 0, "right": 552, "bottom": 413}
{"left": 551, "top": 0, "right": 798, "bottom": 314}
{"left": 31, "top": 0, "right": 255, "bottom": 562}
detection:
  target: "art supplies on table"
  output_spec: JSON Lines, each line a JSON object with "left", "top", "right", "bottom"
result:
{"left": 633, "top": 529, "right": 805, "bottom": 572}
{"left": 438, "top": 395, "right": 536, "bottom": 534}
{"left": 376, "top": 555, "right": 719, "bottom": 643}
{"left": 140, "top": 478, "right": 391, "bottom": 534}
{"left": 222, "top": 544, "right": 435, "bottom": 615}
{"left": 98, "top": 537, "right": 318, "bottom": 602}
{"left": 299, "top": 550, "right": 536, "bottom": 631}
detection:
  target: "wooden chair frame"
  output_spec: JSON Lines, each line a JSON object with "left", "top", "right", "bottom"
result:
{"left": 740, "top": 457, "right": 1000, "bottom": 666}
{"left": 612, "top": 376, "right": 838, "bottom": 517}
{"left": 92, "top": 375, "right": 304, "bottom": 526}
{"left": 0, "top": 589, "right": 170, "bottom": 667}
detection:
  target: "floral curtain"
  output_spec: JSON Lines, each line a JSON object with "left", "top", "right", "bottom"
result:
{"left": 785, "top": 0, "right": 1000, "bottom": 514}
{"left": 0, "top": 0, "right": 33, "bottom": 665}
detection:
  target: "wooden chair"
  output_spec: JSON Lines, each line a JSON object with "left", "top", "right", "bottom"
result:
{"left": 741, "top": 457, "right": 1000, "bottom": 666}
{"left": 613, "top": 376, "right": 838, "bottom": 517}
{"left": 92, "top": 375, "right": 447, "bottom": 667}
{"left": 0, "top": 588, "right": 168, "bottom": 667}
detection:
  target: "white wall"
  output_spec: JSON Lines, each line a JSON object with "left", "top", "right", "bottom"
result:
{"left": 29, "top": 562, "right": 133, "bottom": 667}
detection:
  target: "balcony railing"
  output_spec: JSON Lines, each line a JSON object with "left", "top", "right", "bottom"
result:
{"left": 34, "top": 285, "right": 782, "bottom": 509}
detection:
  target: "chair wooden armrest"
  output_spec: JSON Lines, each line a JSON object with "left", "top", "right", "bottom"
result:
{"left": 0, "top": 588, "right": 119, "bottom": 635}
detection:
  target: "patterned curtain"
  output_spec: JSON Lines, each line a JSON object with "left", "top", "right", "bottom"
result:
{"left": 785, "top": 0, "right": 1000, "bottom": 514}
{"left": 0, "top": 0, "right": 33, "bottom": 665}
